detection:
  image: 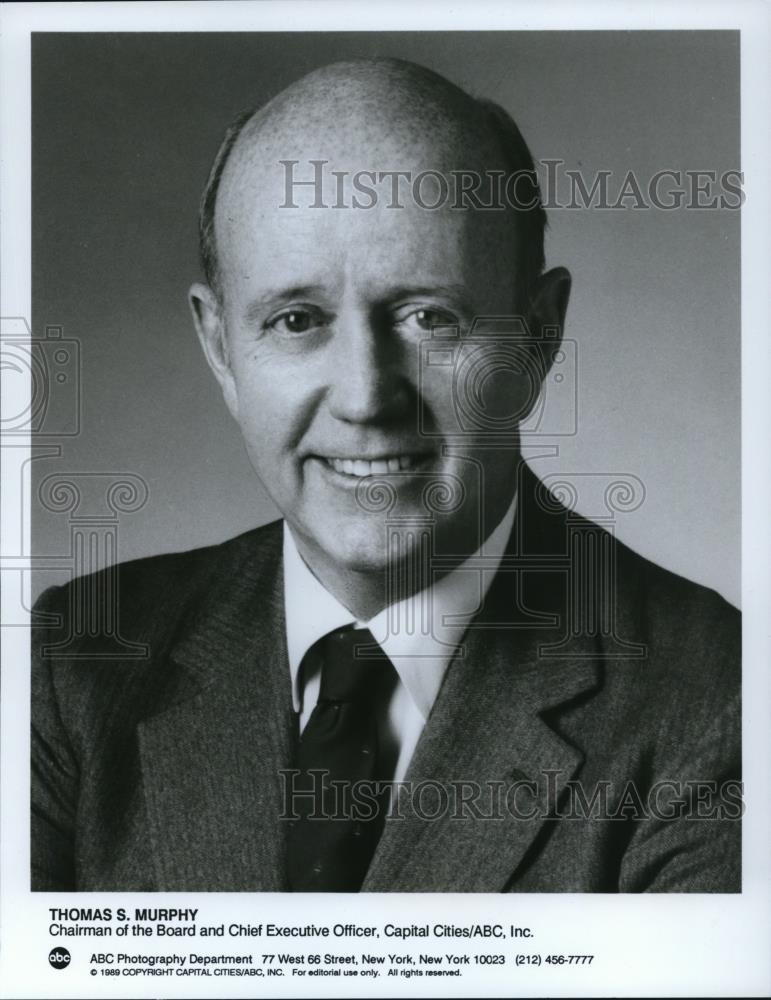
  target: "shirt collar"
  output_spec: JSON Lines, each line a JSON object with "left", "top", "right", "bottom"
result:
{"left": 283, "top": 493, "right": 516, "bottom": 720}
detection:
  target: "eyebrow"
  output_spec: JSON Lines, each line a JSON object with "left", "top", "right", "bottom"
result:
{"left": 243, "top": 282, "right": 475, "bottom": 324}
{"left": 381, "top": 284, "right": 475, "bottom": 313}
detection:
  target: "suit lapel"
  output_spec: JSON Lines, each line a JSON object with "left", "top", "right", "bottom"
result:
{"left": 364, "top": 463, "right": 604, "bottom": 892}
{"left": 363, "top": 623, "right": 600, "bottom": 892}
{"left": 137, "top": 525, "right": 296, "bottom": 891}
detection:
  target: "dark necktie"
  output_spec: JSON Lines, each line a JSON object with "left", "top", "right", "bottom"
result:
{"left": 286, "top": 627, "right": 397, "bottom": 892}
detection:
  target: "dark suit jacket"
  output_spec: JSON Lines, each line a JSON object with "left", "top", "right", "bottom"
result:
{"left": 31, "top": 465, "right": 741, "bottom": 892}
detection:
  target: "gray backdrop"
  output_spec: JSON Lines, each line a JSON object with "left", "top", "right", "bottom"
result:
{"left": 31, "top": 31, "right": 740, "bottom": 606}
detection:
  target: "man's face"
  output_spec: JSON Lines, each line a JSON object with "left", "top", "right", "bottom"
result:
{"left": 193, "top": 119, "right": 553, "bottom": 578}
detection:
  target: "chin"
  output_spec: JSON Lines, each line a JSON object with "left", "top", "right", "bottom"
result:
{"left": 318, "top": 515, "right": 429, "bottom": 575}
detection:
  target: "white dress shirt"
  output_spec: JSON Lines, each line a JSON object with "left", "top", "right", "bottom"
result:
{"left": 283, "top": 495, "right": 516, "bottom": 782}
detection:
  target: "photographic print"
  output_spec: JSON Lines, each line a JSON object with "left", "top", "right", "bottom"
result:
{"left": 2, "top": 3, "right": 769, "bottom": 998}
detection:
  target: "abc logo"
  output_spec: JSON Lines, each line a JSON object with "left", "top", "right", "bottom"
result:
{"left": 48, "top": 947, "right": 71, "bottom": 969}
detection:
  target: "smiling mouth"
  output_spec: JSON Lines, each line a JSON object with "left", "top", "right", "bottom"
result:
{"left": 320, "top": 455, "right": 430, "bottom": 478}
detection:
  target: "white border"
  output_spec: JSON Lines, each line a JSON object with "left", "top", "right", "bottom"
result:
{"left": 2, "top": 2, "right": 769, "bottom": 998}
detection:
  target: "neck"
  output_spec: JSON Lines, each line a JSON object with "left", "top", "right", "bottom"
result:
{"left": 294, "top": 555, "right": 390, "bottom": 622}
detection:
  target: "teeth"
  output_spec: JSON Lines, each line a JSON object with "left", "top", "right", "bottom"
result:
{"left": 328, "top": 455, "right": 417, "bottom": 477}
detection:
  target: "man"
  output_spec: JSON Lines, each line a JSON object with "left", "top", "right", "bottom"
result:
{"left": 31, "top": 58, "right": 740, "bottom": 892}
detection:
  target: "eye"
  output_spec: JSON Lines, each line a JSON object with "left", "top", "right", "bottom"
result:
{"left": 396, "top": 307, "right": 459, "bottom": 333}
{"left": 265, "top": 307, "right": 327, "bottom": 336}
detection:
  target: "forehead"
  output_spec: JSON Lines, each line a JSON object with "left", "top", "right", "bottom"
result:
{"left": 215, "top": 107, "right": 518, "bottom": 303}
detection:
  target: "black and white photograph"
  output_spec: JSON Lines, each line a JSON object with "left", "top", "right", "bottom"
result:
{"left": 1, "top": 2, "right": 770, "bottom": 998}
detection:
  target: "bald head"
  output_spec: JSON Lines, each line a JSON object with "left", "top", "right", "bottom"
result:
{"left": 233, "top": 59, "right": 506, "bottom": 166}
{"left": 198, "top": 58, "right": 546, "bottom": 300}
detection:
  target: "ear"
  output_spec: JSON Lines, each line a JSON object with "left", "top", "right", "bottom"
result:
{"left": 522, "top": 266, "right": 571, "bottom": 389}
{"left": 525, "top": 266, "right": 572, "bottom": 375}
{"left": 188, "top": 282, "right": 240, "bottom": 421}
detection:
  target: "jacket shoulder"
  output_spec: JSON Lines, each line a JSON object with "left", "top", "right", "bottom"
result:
{"left": 520, "top": 466, "right": 739, "bottom": 653}
{"left": 33, "top": 519, "right": 284, "bottom": 656}
{"left": 520, "top": 468, "right": 740, "bottom": 729}
{"left": 576, "top": 516, "right": 741, "bottom": 768}
{"left": 609, "top": 526, "right": 740, "bottom": 655}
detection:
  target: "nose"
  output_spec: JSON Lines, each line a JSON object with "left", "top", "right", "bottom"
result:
{"left": 326, "top": 308, "right": 411, "bottom": 424}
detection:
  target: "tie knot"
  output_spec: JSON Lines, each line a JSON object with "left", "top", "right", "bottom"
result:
{"left": 315, "top": 627, "right": 392, "bottom": 704}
